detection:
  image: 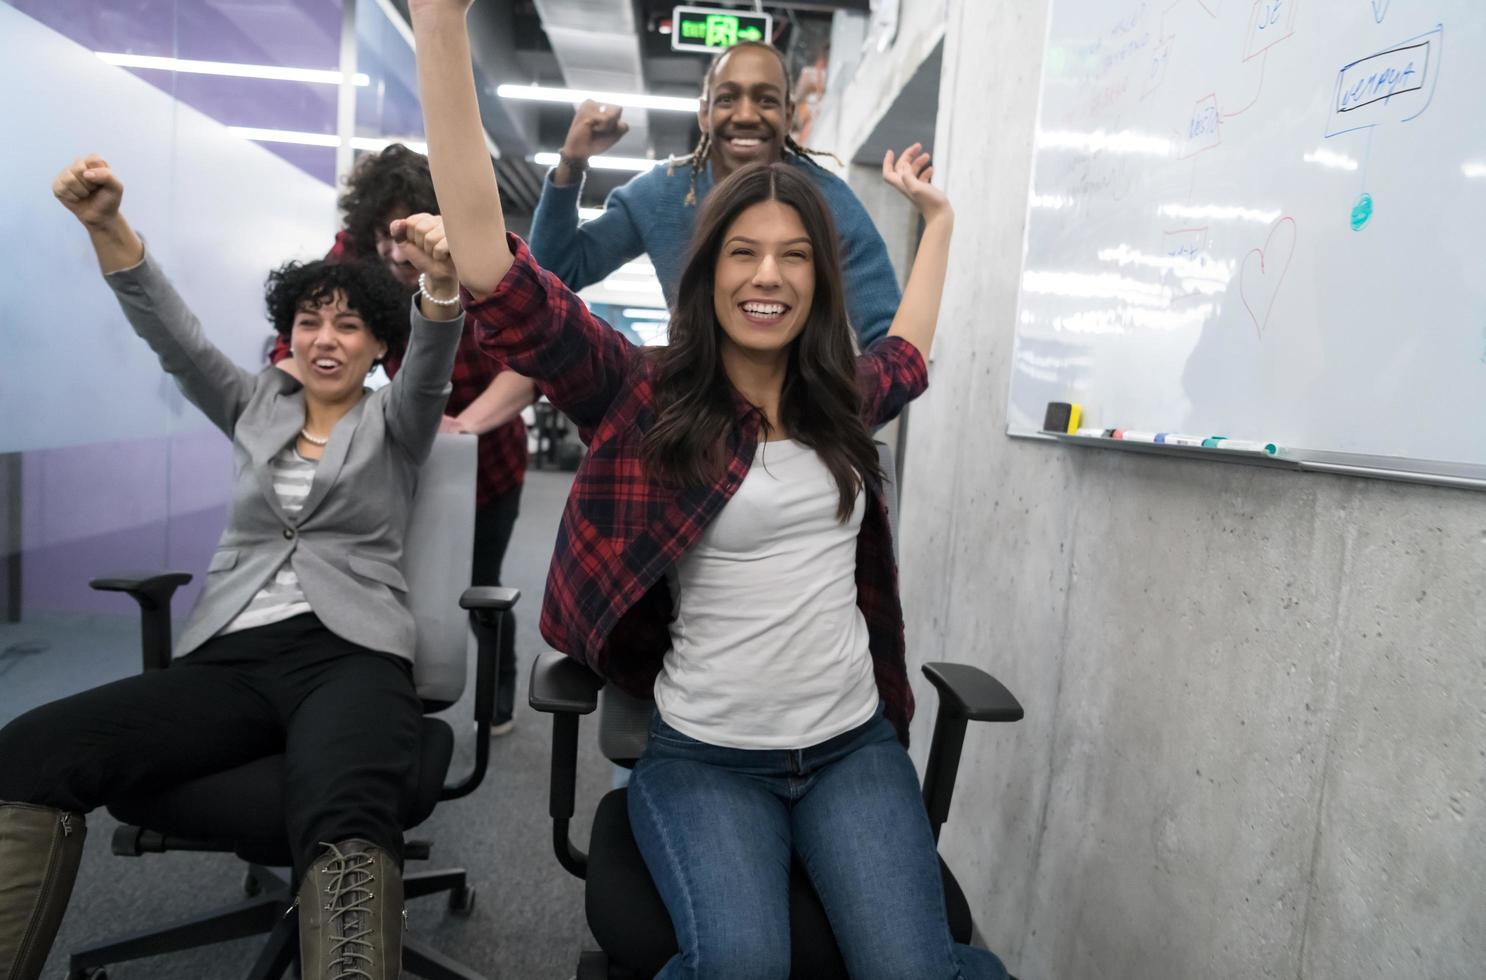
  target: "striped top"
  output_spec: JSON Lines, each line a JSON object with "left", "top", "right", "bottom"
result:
{"left": 219, "top": 445, "right": 317, "bottom": 634}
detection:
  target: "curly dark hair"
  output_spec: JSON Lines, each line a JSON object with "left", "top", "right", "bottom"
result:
{"left": 340, "top": 143, "right": 438, "bottom": 257}
{"left": 264, "top": 258, "right": 409, "bottom": 363}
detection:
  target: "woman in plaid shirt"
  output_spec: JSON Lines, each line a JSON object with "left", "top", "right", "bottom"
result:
{"left": 411, "top": 3, "right": 1008, "bottom": 976}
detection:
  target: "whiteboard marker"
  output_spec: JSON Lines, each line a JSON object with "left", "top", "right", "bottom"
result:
{"left": 1155, "top": 433, "right": 1206, "bottom": 447}
{"left": 1210, "top": 439, "right": 1278, "bottom": 454}
{"left": 1074, "top": 427, "right": 1106, "bottom": 437}
{"left": 1116, "top": 431, "right": 1159, "bottom": 443}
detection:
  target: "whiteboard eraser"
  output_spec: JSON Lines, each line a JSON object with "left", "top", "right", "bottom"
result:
{"left": 1043, "top": 401, "right": 1082, "bottom": 434}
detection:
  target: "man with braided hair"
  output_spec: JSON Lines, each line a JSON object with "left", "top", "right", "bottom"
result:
{"left": 529, "top": 41, "right": 900, "bottom": 346}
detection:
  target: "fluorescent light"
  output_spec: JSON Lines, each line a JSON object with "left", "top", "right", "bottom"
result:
{"left": 533, "top": 152, "right": 658, "bottom": 173}
{"left": 230, "top": 127, "right": 340, "bottom": 148}
{"left": 622, "top": 308, "right": 670, "bottom": 319}
{"left": 1463, "top": 162, "right": 1486, "bottom": 179}
{"left": 498, "top": 84, "right": 697, "bottom": 113}
{"left": 226, "top": 128, "right": 427, "bottom": 155}
{"left": 97, "top": 52, "right": 369, "bottom": 86}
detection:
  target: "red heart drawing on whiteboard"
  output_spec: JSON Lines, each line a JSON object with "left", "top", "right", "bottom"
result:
{"left": 1240, "top": 216, "right": 1296, "bottom": 339}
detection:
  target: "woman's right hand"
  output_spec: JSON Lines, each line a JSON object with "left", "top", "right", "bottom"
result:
{"left": 52, "top": 155, "right": 124, "bottom": 228}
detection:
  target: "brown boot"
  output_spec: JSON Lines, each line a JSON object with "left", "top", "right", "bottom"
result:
{"left": 297, "top": 839, "right": 403, "bottom": 980}
{"left": 0, "top": 803, "right": 86, "bottom": 980}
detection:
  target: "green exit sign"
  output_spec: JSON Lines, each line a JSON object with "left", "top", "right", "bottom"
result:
{"left": 671, "top": 5, "right": 773, "bottom": 54}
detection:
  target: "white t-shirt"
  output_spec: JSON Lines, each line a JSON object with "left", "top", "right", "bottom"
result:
{"left": 653, "top": 438, "right": 880, "bottom": 749}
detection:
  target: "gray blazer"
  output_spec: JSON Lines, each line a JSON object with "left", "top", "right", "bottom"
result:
{"left": 105, "top": 251, "right": 462, "bottom": 662}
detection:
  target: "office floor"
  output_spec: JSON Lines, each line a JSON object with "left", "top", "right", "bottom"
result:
{"left": 7, "top": 468, "right": 614, "bottom": 979}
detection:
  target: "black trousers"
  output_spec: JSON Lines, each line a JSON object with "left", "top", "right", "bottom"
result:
{"left": 0, "top": 614, "right": 421, "bottom": 879}
{"left": 471, "top": 484, "right": 521, "bottom": 724}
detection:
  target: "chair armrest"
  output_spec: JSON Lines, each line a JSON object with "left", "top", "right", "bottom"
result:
{"left": 920, "top": 662, "right": 1024, "bottom": 844}
{"left": 90, "top": 570, "right": 193, "bottom": 604}
{"left": 922, "top": 662, "right": 1024, "bottom": 723}
{"left": 442, "top": 587, "right": 523, "bottom": 801}
{"left": 529, "top": 649, "right": 603, "bottom": 715}
{"left": 459, "top": 586, "right": 521, "bottom": 629}
{"left": 529, "top": 650, "right": 599, "bottom": 879}
{"left": 90, "top": 570, "right": 192, "bottom": 672}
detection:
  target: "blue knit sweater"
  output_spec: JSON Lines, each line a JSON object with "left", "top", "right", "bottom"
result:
{"left": 528, "top": 155, "right": 901, "bottom": 345}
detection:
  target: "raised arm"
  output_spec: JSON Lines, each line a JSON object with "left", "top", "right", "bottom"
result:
{"left": 881, "top": 143, "right": 954, "bottom": 359}
{"left": 529, "top": 173, "right": 647, "bottom": 292}
{"left": 381, "top": 212, "right": 464, "bottom": 463}
{"left": 410, "top": 0, "right": 637, "bottom": 429}
{"left": 53, "top": 156, "right": 255, "bottom": 435}
{"left": 409, "top": 0, "right": 511, "bottom": 295}
{"left": 527, "top": 100, "right": 647, "bottom": 290}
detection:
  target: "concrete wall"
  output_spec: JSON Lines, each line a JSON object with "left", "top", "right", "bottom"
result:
{"left": 817, "top": 3, "right": 1486, "bottom": 978}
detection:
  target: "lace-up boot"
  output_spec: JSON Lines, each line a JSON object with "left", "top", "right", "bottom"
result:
{"left": 297, "top": 839, "right": 404, "bottom": 980}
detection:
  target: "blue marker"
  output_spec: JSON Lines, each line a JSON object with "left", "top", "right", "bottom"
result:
{"left": 1156, "top": 433, "right": 1206, "bottom": 447}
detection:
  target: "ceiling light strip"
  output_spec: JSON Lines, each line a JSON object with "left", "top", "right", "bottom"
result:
{"left": 97, "top": 52, "right": 369, "bottom": 86}
{"left": 498, "top": 84, "right": 697, "bottom": 114}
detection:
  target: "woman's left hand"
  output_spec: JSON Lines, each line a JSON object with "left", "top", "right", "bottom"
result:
{"left": 390, "top": 213, "right": 458, "bottom": 294}
{"left": 882, "top": 144, "right": 951, "bottom": 223}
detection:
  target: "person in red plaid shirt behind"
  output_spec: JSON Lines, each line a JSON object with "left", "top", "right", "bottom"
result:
{"left": 269, "top": 144, "right": 533, "bottom": 734}
{"left": 413, "top": 3, "right": 1007, "bottom": 976}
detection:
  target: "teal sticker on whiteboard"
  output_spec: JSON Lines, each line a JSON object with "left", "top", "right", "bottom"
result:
{"left": 1350, "top": 192, "right": 1374, "bottom": 231}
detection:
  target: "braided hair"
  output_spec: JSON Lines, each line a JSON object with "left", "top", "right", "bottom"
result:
{"left": 674, "top": 41, "right": 841, "bottom": 206}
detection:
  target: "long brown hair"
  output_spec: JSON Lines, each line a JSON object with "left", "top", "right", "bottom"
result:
{"left": 641, "top": 163, "right": 879, "bottom": 521}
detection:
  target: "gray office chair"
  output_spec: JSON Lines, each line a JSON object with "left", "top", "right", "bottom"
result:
{"left": 527, "top": 442, "right": 1024, "bottom": 978}
{"left": 65, "top": 434, "right": 518, "bottom": 980}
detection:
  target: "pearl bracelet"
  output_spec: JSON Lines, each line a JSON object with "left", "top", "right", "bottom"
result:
{"left": 418, "top": 273, "right": 461, "bottom": 307}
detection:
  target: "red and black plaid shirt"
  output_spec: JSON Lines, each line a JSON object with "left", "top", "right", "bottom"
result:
{"left": 268, "top": 230, "right": 527, "bottom": 506}
{"left": 465, "top": 236, "right": 928, "bottom": 744}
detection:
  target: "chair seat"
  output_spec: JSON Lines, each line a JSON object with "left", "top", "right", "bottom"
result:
{"left": 585, "top": 788, "right": 973, "bottom": 978}
{"left": 106, "top": 717, "right": 454, "bottom": 867}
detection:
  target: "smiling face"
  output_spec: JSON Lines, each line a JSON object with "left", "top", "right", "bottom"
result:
{"left": 712, "top": 199, "right": 816, "bottom": 361}
{"left": 290, "top": 291, "right": 387, "bottom": 404}
{"left": 700, "top": 45, "right": 793, "bottom": 179}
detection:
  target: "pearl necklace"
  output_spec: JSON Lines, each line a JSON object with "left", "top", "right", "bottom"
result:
{"left": 299, "top": 428, "right": 330, "bottom": 446}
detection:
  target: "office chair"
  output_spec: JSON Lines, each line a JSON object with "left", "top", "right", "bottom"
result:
{"left": 526, "top": 443, "right": 1024, "bottom": 978}
{"left": 64, "top": 435, "right": 518, "bottom": 980}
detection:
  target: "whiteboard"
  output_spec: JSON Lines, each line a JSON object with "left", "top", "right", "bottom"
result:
{"left": 1006, "top": 0, "right": 1486, "bottom": 486}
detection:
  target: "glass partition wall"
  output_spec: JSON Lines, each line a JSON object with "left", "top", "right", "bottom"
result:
{"left": 0, "top": 0, "right": 424, "bottom": 722}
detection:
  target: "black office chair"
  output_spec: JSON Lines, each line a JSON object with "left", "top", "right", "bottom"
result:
{"left": 64, "top": 436, "right": 518, "bottom": 980}
{"left": 526, "top": 444, "right": 1024, "bottom": 978}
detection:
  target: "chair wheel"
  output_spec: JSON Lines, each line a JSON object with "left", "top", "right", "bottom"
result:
{"left": 243, "top": 870, "right": 262, "bottom": 896}
{"left": 448, "top": 884, "right": 476, "bottom": 916}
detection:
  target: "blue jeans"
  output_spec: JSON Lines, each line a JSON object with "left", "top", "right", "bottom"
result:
{"left": 627, "top": 707, "right": 1009, "bottom": 980}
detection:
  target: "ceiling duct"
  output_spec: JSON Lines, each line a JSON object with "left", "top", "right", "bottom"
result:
{"left": 532, "top": 0, "right": 653, "bottom": 155}
{"left": 388, "top": 0, "right": 543, "bottom": 210}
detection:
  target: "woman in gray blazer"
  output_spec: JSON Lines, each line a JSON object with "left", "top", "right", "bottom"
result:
{"left": 0, "top": 156, "right": 464, "bottom": 980}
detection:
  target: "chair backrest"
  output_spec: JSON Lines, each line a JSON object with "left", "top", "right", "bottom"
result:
{"left": 403, "top": 433, "right": 477, "bottom": 705}
{"left": 595, "top": 440, "right": 900, "bottom": 764}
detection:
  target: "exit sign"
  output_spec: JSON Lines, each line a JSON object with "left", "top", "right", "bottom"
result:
{"left": 671, "top": 5, "right": 773, "bottom": 54}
